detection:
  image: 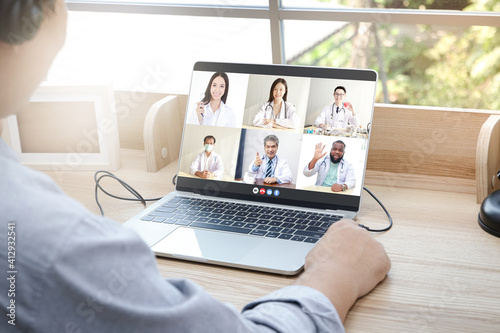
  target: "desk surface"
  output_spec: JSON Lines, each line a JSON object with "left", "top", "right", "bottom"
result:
{"left": 43, "top": 149, "right": 500, "bottom": 332}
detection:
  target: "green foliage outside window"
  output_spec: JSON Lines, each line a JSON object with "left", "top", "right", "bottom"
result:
{"left": 290, "top": 0, "right": 500, "bottom": 110}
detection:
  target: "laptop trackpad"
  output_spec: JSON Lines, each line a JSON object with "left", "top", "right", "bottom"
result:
{"left": 151, "top": 227, "right": 311, "bottom": 274}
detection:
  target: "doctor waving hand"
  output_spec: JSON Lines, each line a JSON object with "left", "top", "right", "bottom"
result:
{"left": 303, "top": 141, "right": 356, "bottom": 192}
{"left": 315, "top": 86, "right": 359, "bottom": 130}
{"left": 253, "top": 78, "right": 298, "bottom": 129}
{"left": 190, "top": 72, "right": 236, "bottom": 128}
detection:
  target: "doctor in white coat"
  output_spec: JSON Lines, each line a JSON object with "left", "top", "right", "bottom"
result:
{"left": 188, "top": 72, "right": 236, "bottom": 128}
{"left": 303, "top": 140, "right": 356, "bottom": 192}
{"left": 249, "top": 134, "right": 293, "bottom": 184}
{"left": 189, "top": 135, "right": 224, "bottom": 179}
{"left": 253, "top": 78, "right": 298, "bottom": 129}
{"left": 315, "top": 86, "right": 359, "bottom": 130}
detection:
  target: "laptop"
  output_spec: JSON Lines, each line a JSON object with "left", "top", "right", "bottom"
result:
{"left": 124, "top": 62, "right": 377, "bottom": 275}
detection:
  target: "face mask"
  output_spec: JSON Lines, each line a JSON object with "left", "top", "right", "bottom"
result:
{"left": 204, "top": 144, "right": 214, "bottom": 153}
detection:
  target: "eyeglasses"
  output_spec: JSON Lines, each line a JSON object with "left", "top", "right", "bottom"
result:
{"left": 334, "top": 93, "right": 345, "bottom": 97}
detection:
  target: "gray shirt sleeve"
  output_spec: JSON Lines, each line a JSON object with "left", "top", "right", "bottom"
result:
{"left": 30, "top": 215, "right": 344, "bottom": 333}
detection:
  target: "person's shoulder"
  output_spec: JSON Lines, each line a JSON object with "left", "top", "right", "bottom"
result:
{"left": 342, "top": 158, "right": 354, "bottom": 167}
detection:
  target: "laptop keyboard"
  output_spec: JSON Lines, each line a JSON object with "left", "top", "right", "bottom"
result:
{"left": 140, "top": 196, "right": 343, "bottom": 244}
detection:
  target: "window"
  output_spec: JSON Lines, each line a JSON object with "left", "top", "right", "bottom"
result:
{"left": 59, "top": 0, "right": 500, "bottom": 110}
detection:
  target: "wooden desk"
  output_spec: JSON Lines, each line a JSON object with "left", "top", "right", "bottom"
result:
{"left": 43, "top": 149, "right": 500, "bottom": 332}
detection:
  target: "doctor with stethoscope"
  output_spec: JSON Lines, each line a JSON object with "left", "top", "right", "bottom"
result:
{"left": 188, "top": 72, "right": 236, "bottom": 128}
{"left": 253, "top": 78, "right": 298, "bottom": 129}
{"left": 303, "top": 141, "right": 356, "bottom": 192}
{"left": 315, "top": 86, "right": 359, "bottom": 130}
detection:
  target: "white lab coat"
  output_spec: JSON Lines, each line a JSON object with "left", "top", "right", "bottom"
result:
{"left": 187, "top": 101, "right": 236, "bottom": 128}
{"left": 314, "top": 103, "right": 360, "bottom": 129}
{"left": 248, "top": 155, "right": 293, "bottom": 184}
{"left": 253, "top": 101, "right": 298, "bottom": 129}
{"left": 303, "top": 156, "right": 356, "bottom": 189}
{"left": 189, "top": 151, "right": 224, "bottom": 178}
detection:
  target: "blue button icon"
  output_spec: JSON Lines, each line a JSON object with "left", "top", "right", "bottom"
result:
{"left": 266, "top": 189, "right": 273, "bottom": 195}
{"left": 274, "top": 190, "right": 280, "bottom": 196}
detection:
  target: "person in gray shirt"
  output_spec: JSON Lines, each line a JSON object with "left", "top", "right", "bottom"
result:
{"left": 0, "top": 1, "right": 391, "bottom": 332}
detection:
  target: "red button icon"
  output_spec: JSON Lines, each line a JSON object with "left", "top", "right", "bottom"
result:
{"left": 259, "top": 188, "right": 265, "bottom": 195}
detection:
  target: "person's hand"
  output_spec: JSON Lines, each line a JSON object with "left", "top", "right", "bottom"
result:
{"left": 324, "top": 124, "right": 332, "bottom": 130}
{"left": 262, "top": 119, "right": 276, "bottom": 125}
{"left": 200, "top": 170, "right": 213, "bottom": 179}
{"left": 272, "top": 123, "right": 286, "bottom": 129}
{"left": 331, "top": 183, "right": 343, "bottom": 192}
{"left": 295, "top": 220, "right": 391, "bottom": 323}
{"left": 345, "top": 102, "right": 355, "bottom": 115}
{"left": 254, "top": 153, "right": 263, "bottom": 167}
{"left": 314, "top": 143, "right": 327, "bottom": 161}
{"left": 263, "top": 177, "right": 277, "bottom": 184}
{"left": 196, "top": 101, "right": 204, "bottom": 123}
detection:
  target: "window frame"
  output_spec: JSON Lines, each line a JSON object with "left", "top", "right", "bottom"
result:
{"left": 65, "top": 1, "right": 500, "bottom": 67}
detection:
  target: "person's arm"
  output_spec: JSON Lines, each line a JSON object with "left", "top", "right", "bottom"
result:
{"left": 39, "top": 216, "right": 352, "bottom": 332}
{"left": 193, "top": 102, "right": 205, "bottom": 125}
{"left": 249, "top": 153, "right": 262, "bottom": 174}
{"left": 253, "top": 104, "right": 270, "bottom": 128}
{"left": 346, "top": 104, "right": 360, "bottom": 128}
{"left": 314, "top": 107, "right": 326, "bottom": 128}
{"left": 189, "top": 153, "right": 201, "bottom": 175}
{"left": 314, "top": 105, "right": 328, "bottom": 128}
{"left": 343, "top": 162, "right": 356, "bottom": 189}
{"left": 304, "top": 143, "right": 326, "bottom": 177}
{"left": 212, "top": 154, "right": 224, "bottom": 178}
{"left": 275, "top": 158, "right": 293, "bottom": 184}
{"left": 295, "top": 219, "right": 391, "bottom": 323}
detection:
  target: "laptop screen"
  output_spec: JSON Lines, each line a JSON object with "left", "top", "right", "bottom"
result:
{"left": 176, "top": 62, "right": 377, "bottom": 213}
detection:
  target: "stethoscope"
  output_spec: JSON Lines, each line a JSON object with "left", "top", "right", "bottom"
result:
{"left": 264, "top": 101, "right": 288, "bottom": 119}
{"left": 330, "top": 103, "right": 346, "bottom": 119}
{"left": 320, "top": 156, "right": 345, "bottom": 173}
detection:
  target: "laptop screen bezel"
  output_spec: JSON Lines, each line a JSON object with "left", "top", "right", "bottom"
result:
{"left": 175, "top": 61, "right": 377, "bottom": 213}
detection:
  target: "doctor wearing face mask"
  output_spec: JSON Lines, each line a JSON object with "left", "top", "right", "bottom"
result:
{"left": 189, "top": 135, "right": 224, "bottom": 179}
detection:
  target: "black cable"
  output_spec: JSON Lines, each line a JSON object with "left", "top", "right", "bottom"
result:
{"left": 94, "top": 170, "right": 163, "bottom": 216}
{"left": 358, "top": 187, "right": 393, "bottom": 233}
{"left": 93, "top": 171, "right": 393, "bottom": 232}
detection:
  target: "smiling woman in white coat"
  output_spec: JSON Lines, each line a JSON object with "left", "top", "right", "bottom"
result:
{"left": 188, "top": 72, "right": 236, "bottom": 128}
{"left": 253, "top": 78, "right": 298, "bottom": 129}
